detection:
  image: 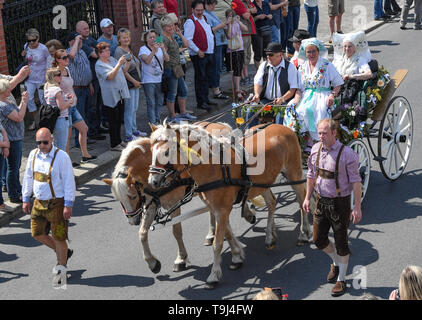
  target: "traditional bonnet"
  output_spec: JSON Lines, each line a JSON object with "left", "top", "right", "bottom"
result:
{"left": 332, "top": 31, "right": 372, "bottom": 64}
{"left": 298, "top": 37, "right": 328, "bottom": 60}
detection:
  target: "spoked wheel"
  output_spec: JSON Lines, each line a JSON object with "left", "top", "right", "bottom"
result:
{"left": 378, "top": 96, "right": 413, "bottom": 181}
{"left": 348, "top": 139, "right": 371, "bottom": 204}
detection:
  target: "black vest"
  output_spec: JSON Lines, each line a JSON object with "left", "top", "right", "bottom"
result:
{"left": 260, "top": 61, "right": 291, "bottom": 101}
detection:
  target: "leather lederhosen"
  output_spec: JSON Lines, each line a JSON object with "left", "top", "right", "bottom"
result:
{"left": 30, "top": 148, "right": 67, "bottom": 241}
{"left": 313, "top": 143, "right": 351, "bottom": 256}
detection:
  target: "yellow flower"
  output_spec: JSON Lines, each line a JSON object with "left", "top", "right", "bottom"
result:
{"left": 236, "top": 117, "right": 245, "bottom": 125}
{"left": 373, "top": 89, "right": 382, "bottom": 101}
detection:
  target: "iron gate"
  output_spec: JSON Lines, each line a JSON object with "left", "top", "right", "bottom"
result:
{"left": 2, "top": 0, "right": 113, "bottom": 75}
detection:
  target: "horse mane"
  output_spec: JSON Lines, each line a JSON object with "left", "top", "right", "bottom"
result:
{"left": 113, "top": 137, "right": 149, "bottom": 179}
{"left": 150, "top": 123, "right": 247, "bottom": 163}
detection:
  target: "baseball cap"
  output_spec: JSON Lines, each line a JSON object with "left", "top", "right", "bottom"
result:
{"left": 66, "top": 31, "right": 79, "bottom": 43}
{"left": 100, "top": 18, "right": 114, "bottom": 28}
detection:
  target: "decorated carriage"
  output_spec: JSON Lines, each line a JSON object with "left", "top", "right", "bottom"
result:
{"left": 231, "top": 64, "right": 413, "bottom": 202}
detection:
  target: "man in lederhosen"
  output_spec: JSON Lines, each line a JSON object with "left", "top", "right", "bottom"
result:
{"left": 303, "top": 119, "right": 362, "bottom": 297}
{"left": 22, "top": 128, "right": 75, "bottom": 288}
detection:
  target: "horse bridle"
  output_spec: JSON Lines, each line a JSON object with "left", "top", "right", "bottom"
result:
{"left": 116, "top": 169, "right": 146, "bottom": 220}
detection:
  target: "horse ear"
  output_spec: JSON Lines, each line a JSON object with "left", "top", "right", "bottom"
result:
{"left": 103, "top": 178, "right": 113, "bottom": 186}
{"left": 149, "top": 122, "right": 158, "bottom": 132}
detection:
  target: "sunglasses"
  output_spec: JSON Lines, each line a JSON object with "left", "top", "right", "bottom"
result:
{"left": 27, "top": 38, "right": 38, "bottom": 43}
{"left": 58, "top": 55, "right": 69, "bottom": 60}
{"left": 266, "top": 53, "right": 274, "bottom": 57}
{"left": 36, "top": 140, "right": 49, "bottom": 145}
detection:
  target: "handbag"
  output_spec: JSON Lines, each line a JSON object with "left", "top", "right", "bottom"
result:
{"left": 126, "top": 67, "right": 141, "bottom": 89}
{"left": 228, "top": 23, "right": 242, "bottom": 51}
{"left": 172, "top": 64, "right": 185, "bottom": 79}
{"left": 36, "top": 104, "right": 60, "bottom": 133}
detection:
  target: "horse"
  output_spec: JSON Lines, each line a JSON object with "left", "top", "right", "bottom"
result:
{"left": 103, "top": 122, "right": 258, "bottom": 274}
{"left": 148, "top": 122, "right": 313, "bottom": 288}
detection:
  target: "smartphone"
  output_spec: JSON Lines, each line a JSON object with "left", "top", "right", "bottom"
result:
{"left": 156, "top": 36, "right": 163, "bottom": 43}
{"left": 19, "top": 84, "right": 27, "bottom": 94}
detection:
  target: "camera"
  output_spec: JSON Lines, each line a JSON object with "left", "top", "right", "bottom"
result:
{"left": 125, "top": 53, "right": 132, "bottom": 61}
{"left": 19, "top": 84, "right": 27, "bottom": 94}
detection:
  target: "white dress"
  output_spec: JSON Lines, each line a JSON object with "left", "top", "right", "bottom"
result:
{"left": 296, "top": 57, "right": 344, "bottom": 140}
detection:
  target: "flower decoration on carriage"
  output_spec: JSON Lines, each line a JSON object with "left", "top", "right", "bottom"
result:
{"left": 340, "top": 101, "right": 362, "bottom": 129}
{"left": 338, "top": 121, "right": 368, "bottom": 144}
{"left": 365, "top": 65, "right": 391, "bottom": 116}
{"left": 236, "top": 117, "right": 245, "bottom": 125}
{"left": 263, "top": 105, "right": 272, "bottom": 112}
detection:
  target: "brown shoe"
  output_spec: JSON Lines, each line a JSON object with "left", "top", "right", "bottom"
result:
{"left": 331, "top": 281, "right": 347, "bottom": 297}
{"left": 327, "top": 264, "right": 339, "bottom": 283}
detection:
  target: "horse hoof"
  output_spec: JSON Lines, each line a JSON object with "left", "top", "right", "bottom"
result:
{"left": 245, "top": 215, "right": 256, "bottom": 224}
{"left": 173, "top": 263, "right": 188, "bottom": 272}
{"left": 203, "top": 238, "right": 214, "bottom": 246}
{"left": 151, "top": 260, "right": 161, "bottom": 274}
{"left": 229, "top": 262, "right": 243, "bottom": 270}
{"left": 205, "top": 281, "right": 219, "bottom": 290}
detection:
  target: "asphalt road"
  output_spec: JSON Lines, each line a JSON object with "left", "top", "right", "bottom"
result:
{"left": 1, "top": 20, "right": 421, "bottom": 301}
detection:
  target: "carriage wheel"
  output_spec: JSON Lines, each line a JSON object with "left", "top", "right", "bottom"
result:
{"left": 348, "top": 139, "right": 371, "bottom": 204}
{"left": 378, "top": 96, "right": 413, "bottom": 181}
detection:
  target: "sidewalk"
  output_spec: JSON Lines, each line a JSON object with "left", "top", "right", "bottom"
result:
{"left": 0, "top": 0, "right": 390, "bottom": 227}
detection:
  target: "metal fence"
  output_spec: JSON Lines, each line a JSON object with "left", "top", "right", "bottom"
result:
{"left": 2, "top": 0, "right": 113, "bottom": 75}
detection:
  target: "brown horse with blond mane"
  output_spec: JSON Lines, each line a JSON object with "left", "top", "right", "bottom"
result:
{"left": 148, "top": 122, "right": 313, "bottom": 288}
{"left": 103, "top": 122, "right": 258, "bottom": 274}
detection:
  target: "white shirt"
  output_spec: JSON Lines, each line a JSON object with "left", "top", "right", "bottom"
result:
{"left": 139, "top": 45, "right": 164, "bottom": 84}
{"left": 184, "top": 15, "right": 215, "bottom": 55}
{"left": 254, "top": 59, "right": 301, "bottom": 100}
{"left": 304, "top": 0, "right": 318, "bottom": 7}
{"left": 22, "top": 146, "right": 76, "bottom": 207}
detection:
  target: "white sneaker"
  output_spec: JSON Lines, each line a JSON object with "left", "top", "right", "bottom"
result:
{"left": 52, "top": 265, "right": 67, "bottom": 289}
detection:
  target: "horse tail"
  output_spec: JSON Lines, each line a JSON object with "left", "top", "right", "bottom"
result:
{"left": 250, "top": 195, "right": 266, "bottom": 208}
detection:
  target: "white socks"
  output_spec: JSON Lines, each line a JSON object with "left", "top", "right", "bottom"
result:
{"left": 327, "top": 251, "right": 339, "bottom": 267}
{"left": 337, "top": 263, "right": 348, "bottom": 282}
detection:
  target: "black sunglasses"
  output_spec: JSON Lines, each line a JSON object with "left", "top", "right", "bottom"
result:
{"left": 27, "top": 38, "right": 38, "bottom": 43}
{"left": 36, "top": 140, "right": 49, "bottom": 145}
{"left": 57, "top": 55, "right": 69, "bottom": 60}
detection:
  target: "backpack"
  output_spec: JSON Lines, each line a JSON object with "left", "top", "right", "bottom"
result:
{"left": 36, "top": 104, "right": 60, "bottom": 133}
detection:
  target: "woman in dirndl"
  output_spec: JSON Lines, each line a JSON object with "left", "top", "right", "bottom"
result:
{"left": 294, "top": 38, "right": 343, "bottom": 151}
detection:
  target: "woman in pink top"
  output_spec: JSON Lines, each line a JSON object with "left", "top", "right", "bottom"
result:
{"left": 43, "top": 68, "right": 74, "bottom": 151}
{"left": 53, "top": 49, "right": 96, "bottom": 164}
{"left": 226, "top": 9, "right": 248, "bottom": 102}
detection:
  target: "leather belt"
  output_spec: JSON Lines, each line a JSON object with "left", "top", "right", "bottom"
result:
{"left": 73, "top": 85, "right": 88, "bottom": 89}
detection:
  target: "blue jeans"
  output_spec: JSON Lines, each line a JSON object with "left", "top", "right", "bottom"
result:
{"left": 211, "top": 45, "right": 225, "bottom": 88}
{"left": 271, "top": 25, "right": 281, "bottom": 43}
{"left": 374, "top": 0, "right": 385, "bottom": 19}
{"left": 164, "top": 68, "right": 187, "bottom": 103}
{"left": 6, "top": 140, "right": 22, "bottom": 200}
{"left": 0, "top": 156, "right": 4, "bottom": 205}
{"left": 143, "top": 83, "right": 163, "bottom": 125}
{"left": 74, "top": 87, "right": 90, "bottom": 146}
{"left": 25, "top": 81, "right": 45, "bottom": 112}
{"left": 287, "top": 5, "right": 301, "bottom": 54}
{"left": 124, "top": 88, "right": 140, "bottom": 138}
{"left": 54, "top": 117, "right": 70, "bottom": 151}
{"left": 304, "top": 4, "right": 319, "bottom": 37}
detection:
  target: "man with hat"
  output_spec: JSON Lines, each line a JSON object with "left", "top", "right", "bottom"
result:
{"left": 248, "top": 42, "right": 300, "bottom": 125}
{"left": 289, "top": 29, "right": 311, "bottom": 68}
{"left": 98, "top": 18, "right": 118, "bottom": 56}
